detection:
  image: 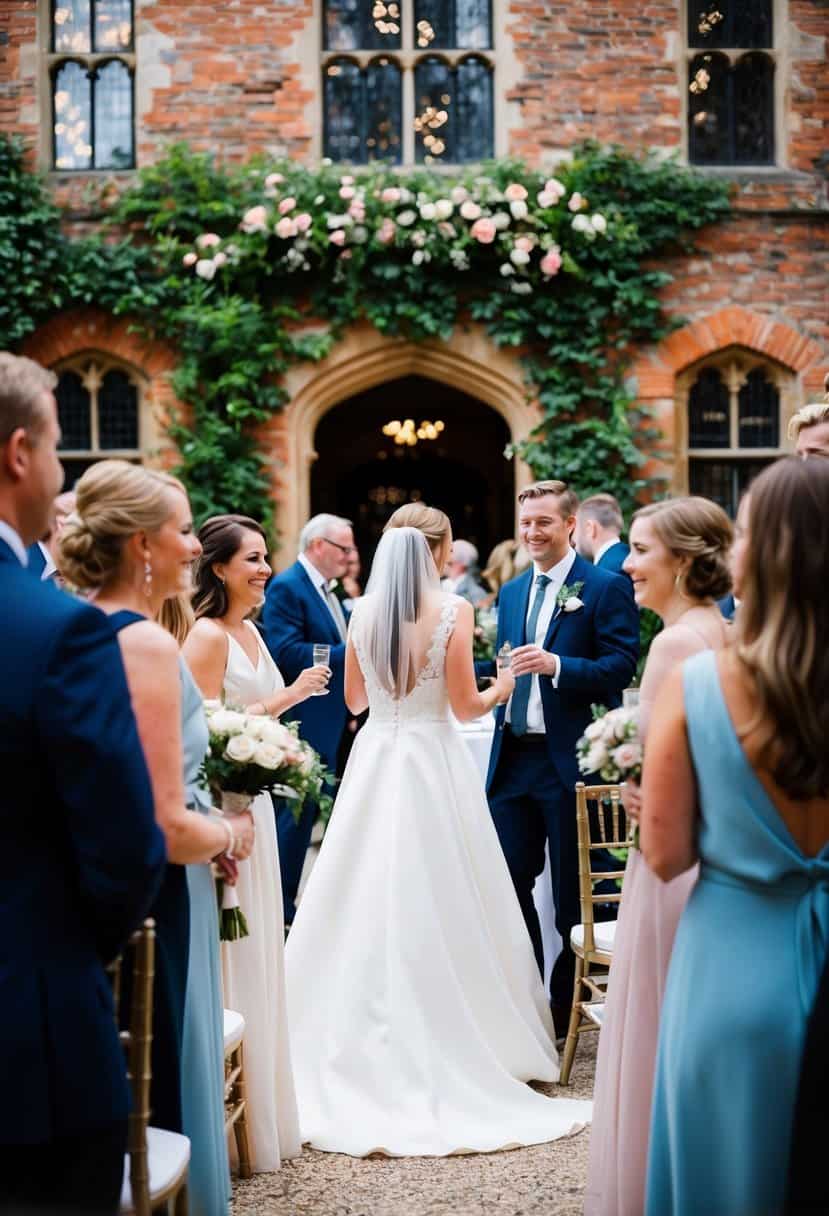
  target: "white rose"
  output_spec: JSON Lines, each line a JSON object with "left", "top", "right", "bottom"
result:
{"left": 224, "top": 733, "right": 256, "bottom": 763}
{"left": 591, "top": 212, "right": 607, "bottom": 233}
{"left": 563, "top": 595, "right": 584, "bottom": 612}
{"left": 412, "top": 250, "right": 426, "bottom": 265}
{"left": 509, "top": 200, "right": 528, "bottom": 220}
{"left": 584, "top": 742, "right": 608, "bottom": 773}
{"left": 397, "top": 210, "right": 417, "bottom": 227}
{"left": 536, "top": 190, "right": 556, "bottom": 208}
{"left": 419, "top": 202, "right": 437, "bottom": 221}
{"left": 209, "top": 709, "right": 247, "bottom": 736}
{"left": 572, "top": 214, "right": 593, "bottom": 234}
{"left": 195, "top": 258, "right": 216, "bottom": 280}
{"left": 584, "top": 719, "right": 605, "bottom": 742}
{"left": 612, "top": 742, "right": 642, "bottom": 773}
{"left": 259, "top": 719, "right": 294, "bottom": 749}
{"left": 253, "top": 742, "right": 284, "bottom": 770}
{"left": 510, "top": 281, "right": 533, "bottom": 295}
{"left": 203, "top": 698, "right": 223, "bottom": 714}
{"left": 244, "top": 716, "right": 268, "bottom": 740}
{"left": 460, "top": 200, "right": 481, "bottom": 221}
{"left": 435, "top": 198, "right": 454, "bottom": 219}
{"left": 450, "top": 186, "right": 468, "bottom": 205}
{"left": 510, "top": 247, "right": 530, "bottom": 266}
{"left": 500, "top": 263, "right": 515, "bottom": 277}
{"left": 492, "top": 211, "right": 511, "bottom": 230}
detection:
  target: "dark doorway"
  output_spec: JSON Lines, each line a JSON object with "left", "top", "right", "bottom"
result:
{"left": 311, "top": 376, "right": 514, "bottom": 569}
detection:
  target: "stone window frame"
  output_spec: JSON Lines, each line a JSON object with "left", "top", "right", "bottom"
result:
{"left": 674, "top": 347, "right": 795, "bottom": 501}
{"left": 318, "top": 0, "right": 508, "bottom": 166}
{"left": 678, "top": 0, "right": 788, "bottom": 170}
{"left": 53, "top": 352, "right": 147, "bottom": 473}
{"left": 39, "top": 0, "right": 136, "bottom": 172}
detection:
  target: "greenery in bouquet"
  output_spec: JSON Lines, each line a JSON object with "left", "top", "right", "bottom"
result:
{"left": 576, "top": 704, "right": 642, "bottom": 784}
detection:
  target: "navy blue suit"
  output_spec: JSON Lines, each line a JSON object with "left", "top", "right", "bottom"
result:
{"left": 0, "top": 539, "right": 164, "bottom": 1209}
{"left": 25, "top": 540, "right": 47, "bottom": 577}
{"left": 486, "top": 553, "right": 639, "bottom": 1010}
{"left": 263, "top": 560, "right": 349, "bottom": 922}
{"left": 595, "top": 539, "right": 630, "bottom": 577}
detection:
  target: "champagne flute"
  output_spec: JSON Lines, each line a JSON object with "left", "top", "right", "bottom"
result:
{"left": 312, "top": 644, "right": 331, "bottom": 696}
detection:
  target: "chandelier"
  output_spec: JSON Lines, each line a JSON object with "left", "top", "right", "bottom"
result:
{"left": 382, "top": 418, "right": 445, "bottom": 446}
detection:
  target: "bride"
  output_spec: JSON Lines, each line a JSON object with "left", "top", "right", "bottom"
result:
{"left": 285, "top": 503, "right": 592, "bottom": 1157}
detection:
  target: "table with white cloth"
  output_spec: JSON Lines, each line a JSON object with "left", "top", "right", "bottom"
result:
{"left": 454, "top": 714, "right": 562, "bottom": 991}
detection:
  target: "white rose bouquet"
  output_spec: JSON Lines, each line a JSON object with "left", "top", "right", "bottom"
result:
{"left": 201, "top": 703, "right": 335, "bottom": 940}
{"left": 576, "top": 704, "right": 642, "bottom": 784}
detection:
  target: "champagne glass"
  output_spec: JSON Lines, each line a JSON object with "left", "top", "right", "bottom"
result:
{"left": 312, "top": 644, "right": 331, "bottom": 696}
{"left": 497, "top": 641, "right": 513, "bottom": 670}
{"left": 623, "top": 686, "right": 640, "bottom": 709}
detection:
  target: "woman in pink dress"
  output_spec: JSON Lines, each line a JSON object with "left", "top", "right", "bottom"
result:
{"left": 584, "top": 495, "right": 736, "bottom": 1216}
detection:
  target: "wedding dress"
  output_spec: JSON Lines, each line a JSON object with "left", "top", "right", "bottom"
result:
{"left": 221, "top": 621, "right": 301, "bottom": 1170}
{"left": 285, "top": 588, "right": 592, "bottom": 1156}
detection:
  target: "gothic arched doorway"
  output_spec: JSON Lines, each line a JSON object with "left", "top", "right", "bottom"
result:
{"left": 311, "top": 375, "right": 514, "bottom": 566}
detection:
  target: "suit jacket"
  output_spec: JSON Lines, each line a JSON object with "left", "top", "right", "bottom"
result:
{"left": 595, "top": 540, "right": 630, "bottom": 577}
{"left": 25, "top": 541, "right": 47, "bottom": 577}
{"left": 0, "top": 539, "right": 165, "bottom": 1144}
{"left": 262, "top": 560, "right": 349, "bottom": 771}
{"left": 486, "top": 553, "right": 639, "bottom": 791}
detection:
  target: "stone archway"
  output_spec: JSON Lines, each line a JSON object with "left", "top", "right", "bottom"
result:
{"left": 262, "top": 320, "right": 540, "bottom": 568}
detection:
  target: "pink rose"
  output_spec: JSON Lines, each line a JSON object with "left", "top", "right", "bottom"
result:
{"left": 381, "top": 186, "right": 401, "bottom": 203}
{"left": 339, "top": 185, "right": 355, "bottom": 200}
{"left": 540, "top": 247, "right": 562, "bottom": 277}
{"left": 568, "top": 191, "right": 587, "bottom": 212}
{"left": 505, "top": 182, "right": 528, "bottom": 202}
{"left": 240, "top": 205, "right": 268, "bottom": 233}
{"left": 275, "top": 216, "right": 297, "bottom": 239}
{"left": 460, "top": 199, "right": 481, "bottom": 221}
{"left": 470, "top": 217, "right": 497, "bottom": 244}
{"left": 515, "top": 236, "right": 533, "bottom": 252}
{"left": 329, "top": 229, "right": 346, "bottom": 246}
{"left": 212, "top": 251, "right": 227, "bottom": 267}
{"left": 339, "top": 248, "right": 352, "bottom": 260}
{"left": 348, "top": 200, "right": 365, "bottom": 220}
{"left": 278, "top": 196, "right": 296, "bottom": 214}
{"left": 544, "top": 177, "right": 566, "bottom": 199}
{"left": 182, "top": 251, "right": 198, "bottom": 266}
{"left": 377, "top": 218, "right": 396, "bottom": 244}
{"left": 196, "top": 232, "right": 221, "bottom": 249}
{"left": 295, "top": 212, "right": 312, "bottom": 232}
{"left": 265, "top": 172, "right": 284, "bottom": 188}
{"left": 537, "top": 190, "right": 556, "bottom": 208}
{"left": 340, "top": 174, "right": 354, "bottom": 186}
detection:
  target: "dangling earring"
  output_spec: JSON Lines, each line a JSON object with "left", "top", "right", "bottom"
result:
{"left": 143, "top": 553, "right": 153, "bottom": 598}
{"left": 674, "top": 569, "right": 691, "bottom": 602}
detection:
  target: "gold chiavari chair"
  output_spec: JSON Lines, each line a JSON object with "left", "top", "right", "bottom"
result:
{"left": 223, "top": 1009, "right": 252, "bottom": 1178}
{"left": 113, "top": 920, "right": 191, "bottom": 1216}
{"left": 559, "top": 783, "right": 634, "bottom": 1086}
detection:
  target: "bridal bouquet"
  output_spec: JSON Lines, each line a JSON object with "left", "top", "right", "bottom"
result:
{"left": 576, "top": 704, "right": 642, "bottom": 784}
{"left": 201, "top": 702, "right": 334, "bottom": 939}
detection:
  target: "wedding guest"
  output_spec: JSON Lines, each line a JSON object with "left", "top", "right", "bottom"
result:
{"left": 574, "top": 493, "right": 630, "bottom": 575}
{"left": 341, "top": 549, "right": 363, "bottom": 609}
{"left": 643, "top": 458, "right": 829, "bottom": 1215}
{"left": 444, "top": 538, "right": 488, "bottom": 605}
{"left": 480, "top": 537, "right": 531, "bottom": 608}
{"left": 0, "top": 355, "right": 164, "bottom": 1215}
{"left": 26, "top": 488, "right": 75, "bottom": 580}
{"left": 585, "top": 496, "right": 732, "bottom": 1216}
{"left": 185, "top": 514, "right": 331, "bottom": 1171}
{"left": 789, "top": 380, "right": 829, "bottom": 458}
{"left": 263, "top": 513, "right": 353, "bottom": 924}
{"left": 59, "top": 460, "right": 254, "bottom": 1157}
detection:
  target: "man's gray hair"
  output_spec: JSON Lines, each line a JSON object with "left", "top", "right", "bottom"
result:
{"left": 299, "top": 513, "right": 353, "bottom": 553}
{"left": 452, "top": 539, "right": 478, "bottom": 569}
{"left": 0, "top": 353, "right": 57, "bottom": 445}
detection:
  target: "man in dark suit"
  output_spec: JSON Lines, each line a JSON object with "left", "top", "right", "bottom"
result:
{"left": 0, "top": 353, "right": 165, "bottom": 1214}
{"left": 263, "top": 513, "right": 355, "bottom": 924}
{"left": 486, "top": 481, "right": 639, "bottom": 1036}
{"left": 575, "top": 492, "right": 630, "bottom": 576}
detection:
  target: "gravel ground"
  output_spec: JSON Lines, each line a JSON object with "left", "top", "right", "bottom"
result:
{"left": 232, "top": 1034, "right": 596, "bottom": 1216}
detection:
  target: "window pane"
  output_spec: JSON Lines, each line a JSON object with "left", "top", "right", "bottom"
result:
{"left": 690, "top": 459, "right": 772, "bottom": 518}
{"left": 52, "top": 0, "right": 91, "bottom": 53}
{"left": 688, "top": 53, "right": 731, "bottom": 166}
{"left": 738, "top": 368, "right": 779, "bottom": 448}
{"left": 688, "top": 0, "right": 773, "bottom": 50}
{"left": 324, "top": 59, "right": 364, "bottom": 162}
{"left": 414, "top": 0, "right": 450, "bottom": 48}
{"left": 94, "top": 59, "right": 134, "bottom": 168}
{"left": 689, "top": 367, "right": 730, "bottom": 448}
{"left": 733, "top": 53, "right": 774, "bottom": 166}
{"left": 98, "top": 370, "right": 139, "bottom": 449}
{"left": 56, "top": 371, "right": 92, "bottom": 450}
{"left": 53, "top": 62, "right": 92, "bottom": 170}
{"left": 456, "top": 56, "right": 493, "bottom": 161}
{"left": 365, "top": 59, "right": 402, "bottom": 163}
{"left": 94, "top": 0, "right": 133, "bottom": 51}
{"left": 414, "top": 57, "right": 453, "bottom": 162}
{"left": 324, "top": 0, "right": 400, "bottom": 51}
{"left": 456, "top": 0, "right": 491, "bottom": 49}
{"left": 415, "top": 0, "right": 491, "bottom": 49}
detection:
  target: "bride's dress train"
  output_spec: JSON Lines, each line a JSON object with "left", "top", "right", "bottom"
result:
{"left": 285, "top": 594, "right": 592, "bottom": 1157}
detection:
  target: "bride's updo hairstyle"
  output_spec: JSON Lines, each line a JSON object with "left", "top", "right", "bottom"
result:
{"left": 383, "top": 503, "right": 451, "bottom": 574}
{"left": 631, "top": 497, "right": 732, "bottom": 601}
{"left": 59, "top": 459, "right": 183, "bottom": 590}
{"left": 192, "top": 514, "right": 268, "bottom": 620}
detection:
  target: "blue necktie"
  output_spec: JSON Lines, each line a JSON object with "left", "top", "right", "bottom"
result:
{"left": 510, "top": 573, "right": 551, "bottom": 736}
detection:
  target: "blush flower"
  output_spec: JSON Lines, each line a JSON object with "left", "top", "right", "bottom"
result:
{"left": 295, "top": 212, "right": 312, "bottom": 232}
{"left": 505, "top": 183, "right": 528, "bottom": 202}
{"left": 329, "top": 229, "right": 346, "bottom": 246}
{"left": 195, "top": 258, "right": 216, "bottom": 280}
{"left": 182, "top": 251, "right": 198, "bottom": 267}
{"left": 568, "top": 191, "right": 587, "bottom": 212}
{"left": 275, "top": 216, "right": 298, "bottom": 239}
{"left": 196, "top": 232, "right": 221, "bottom": 249}
{"left": 278, "top": 197, "right": 296, "bottom": 214}
{"left": 540, "top": 247, "right": 562, "bottom": 277}
{"left": 470, "top": 217, "right": 497, "bottom": 244}
{"left": 339, "top": 185, "right": 355, "bottom": 200}
{"left": 240, "top": 205, "right": 268, "bottom": 233}
{"left": 460, "top": 200, "right": 481, "bottom": 221}
{"left": 377, "top": 218, "right": 397, "bottom": 244}
{"left": 381, "top": 186, "right": 401, "bottom": 203}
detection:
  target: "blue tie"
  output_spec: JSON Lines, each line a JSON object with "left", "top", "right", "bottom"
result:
{"left": 510, "top": 573, "right": 551, "bottom": 736}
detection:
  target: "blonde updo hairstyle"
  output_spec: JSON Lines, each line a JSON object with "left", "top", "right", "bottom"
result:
{"left": 631, "top": 496, "right": 733, "bottom": 601}
{"left": 383, "top": 503, "right": 452, "bottom": 574}
{"left": 59, "top": 459, "right": 186, "bottom": 591}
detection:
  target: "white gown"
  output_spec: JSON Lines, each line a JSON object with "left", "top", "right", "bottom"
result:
{"left": 221, "top": 622, "right": 301, "bottom": 1170}
{"left": 285, "top": 594, "right": 592, "bottom": 1157}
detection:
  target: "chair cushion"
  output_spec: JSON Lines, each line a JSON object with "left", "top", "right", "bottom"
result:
{"left": 223, "top": 1007, "right": 245, "bottom": 1053}
{"left": 119, "top": 1127, "right": 190, "bottom": 1211}
{"left": 570, "top": 920, "right": 617, "bottom": 954}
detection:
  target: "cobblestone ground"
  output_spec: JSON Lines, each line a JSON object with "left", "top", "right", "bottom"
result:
{"left": 232, "top": 1034, "right": 596, "bottom": 1216}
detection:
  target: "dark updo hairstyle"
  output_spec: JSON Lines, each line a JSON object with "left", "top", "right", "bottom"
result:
{"left": 192, "top": 514, "right": 268, "bottom": 620}
{"left": 631, "top": 496, "right": 733, "bottom": 601}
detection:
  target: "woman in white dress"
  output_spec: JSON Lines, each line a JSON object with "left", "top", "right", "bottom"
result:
{"left": 183, "top": 514, "right": 330, "bottom": 1171}
{"left": 285, "top": 504, "right": 593, "bottom": 1157}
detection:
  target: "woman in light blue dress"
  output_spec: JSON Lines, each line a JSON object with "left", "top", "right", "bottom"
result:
{"left": 640, "top": 457, "right": 829, "bottom": 1216}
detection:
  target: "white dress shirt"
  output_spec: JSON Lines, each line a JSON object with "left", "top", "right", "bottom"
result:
{"left": 38, "top": 541, "right": 57, "bottom": 580}
{"left": 0, "top": 521, "right": 27, "bottom": 566}
{"left": 298, "top": 551, "right": 347, "bottom": 640}
{"left": 506, "top": 547, "right": 576, "bottom": 734}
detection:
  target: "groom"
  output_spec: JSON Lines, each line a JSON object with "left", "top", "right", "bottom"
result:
{"left": 486, "top": 480, "right": 638, "bottom": 1036}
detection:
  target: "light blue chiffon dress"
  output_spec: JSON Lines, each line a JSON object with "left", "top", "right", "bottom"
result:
{"left": 646, "top": 651, "right": 829, "bottom": 1216}
{"left": 180, "top": 658, "right": 232, "bottom": 1215}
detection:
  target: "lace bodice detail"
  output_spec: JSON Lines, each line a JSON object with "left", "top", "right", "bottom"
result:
{"left": 222, "top": 621, "right": 285, "bottom": 709}
{"left": 351, "top": 594, "right": 460, "bottom": 726}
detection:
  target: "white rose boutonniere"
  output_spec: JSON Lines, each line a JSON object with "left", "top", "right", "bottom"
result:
{"left": 556, "top": 580, "right": 585, "bottom": 613}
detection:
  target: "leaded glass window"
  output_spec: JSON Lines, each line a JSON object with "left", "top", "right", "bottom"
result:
{"left": 48, "top": 0, "right": 135, "bottom": 170}
{"left": 688, "top": 0, "right": 773, "bottom": 50}
{"left": 414, "top": 0, "right": 492, "bottom": 50}
{"left": 55, "top": 358, "right": 143, "bottom": 488}
{"left": 414, "top": 56, "right": 492, "bottom": 163}
{"left": 685, "top": 355, "right": 784, "bottom": 518}
{"left": 324, "top": 57, "right": 403, "bottom": 163}
{"left": 324, "top": 0, "right": 401, "bottom": 51}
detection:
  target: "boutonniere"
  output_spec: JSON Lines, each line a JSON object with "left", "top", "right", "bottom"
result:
{"left": 556, "top": 580, "right": 585, "bottom": 613}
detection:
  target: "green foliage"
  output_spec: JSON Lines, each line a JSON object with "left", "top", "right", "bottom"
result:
{"left": 0, "top": 136, "right": 731, "bottom": 537}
